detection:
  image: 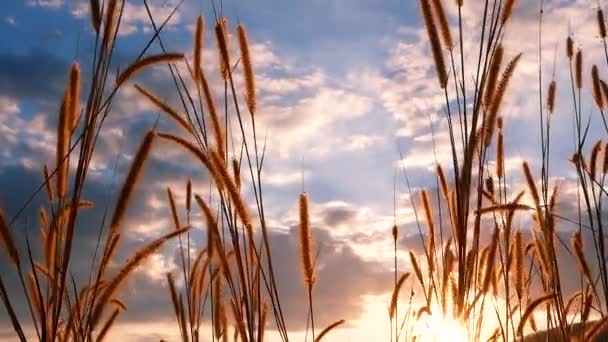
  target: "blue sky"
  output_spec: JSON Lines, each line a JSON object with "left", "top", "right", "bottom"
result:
{"left": 1, "top": 0, "right": 608, "bottom": 340}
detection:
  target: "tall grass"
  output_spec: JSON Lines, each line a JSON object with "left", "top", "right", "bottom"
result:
{"left": 3, "top": 0, "right": 608, "bottom": 341}
{"left": 387, "top": 0, "right": 608, "bottom": 341}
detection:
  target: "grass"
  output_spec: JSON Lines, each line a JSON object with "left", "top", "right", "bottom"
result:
{"left": 1, "top": 0, "right": 608, "bottom": 341}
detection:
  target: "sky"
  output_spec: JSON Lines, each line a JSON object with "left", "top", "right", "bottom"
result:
{"left": 1, "top": 0, "right": 608, "bottom": 341}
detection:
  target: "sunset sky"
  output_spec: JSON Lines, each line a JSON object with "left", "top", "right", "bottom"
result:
{"left": 1, "top": 0, "right": 608, "bottom": 341}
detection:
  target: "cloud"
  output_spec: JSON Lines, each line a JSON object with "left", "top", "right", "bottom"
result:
{"left": 0, "top": 49, "right": 68, "bottom": 107}
{"left": 258, "top": 87, "right": 373, "bottom": 159}
{"left": 71, "top": 0, "right": 183, "bottom": 36}
{"left": 26, "top": 0, "right": 63, "bottom": 9}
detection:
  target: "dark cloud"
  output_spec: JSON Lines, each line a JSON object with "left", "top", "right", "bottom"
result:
{"left": 265, "top": 225, "right": 392, "bottom": 331}
{"left": 320, "top": 204, "right": 358, "bottom": 227}
{"left": 0, "top": 49, "right": 68, "bottom": 107}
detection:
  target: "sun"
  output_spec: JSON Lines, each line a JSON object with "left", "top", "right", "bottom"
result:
{"left": 412, "top": 311, "right": 469, "bottom": 342}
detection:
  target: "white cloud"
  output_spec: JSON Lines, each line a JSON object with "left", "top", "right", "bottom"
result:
{"left": 26, "top": 0, "right": 63, "bottom": 8}
{"left": 259, "top": 87, "right": 373, "bottom": 159}
{"left": 71, "top": 0, "right": 183, "bottom": 36}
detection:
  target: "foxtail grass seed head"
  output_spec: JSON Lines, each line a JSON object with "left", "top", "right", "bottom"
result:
{"left": 102, "top": 0, "right": 118, "bottom": 50}
{"left": 501, "top": 0, "right": 518, "bottom": 25}
{"left": 389, "top": 273, "right": 410, "bottom": 319}
{"left": 215, "top": 18, "right": 231, "bottom": 80}
{"left": 299, "top": 193, "right": 314, "bottom": 286}
{"left": 186, "top": 179, "right": 192, "bottom": 213}
{"left": 0, "top": 209, "right": 19, "bottom": 266}
{"left": 604, "top": 141, "right": 608, "bottom": 174}
{"left": 213, "top": 281, "right": 224, "bottom": 338}
{"left": 482, "top": 228, "right": 499, "bottom": 293}
{"left": 590, "top": 140, "right": 603, "bottom": 180}
{"left": 43, "top": 164, "right": 54, "bottom": 202}
{"left": 133, "top": 84, "right": 194, "bottom": 135}
{"left": 117, "top": 54, "right": 184, "bottom": 88}
{"left": 110, "top": 130, "right": 156, "bottom": 233}
{"left": 409, "top": 251, "right": 425, "bottom": 293}
{"left": 486, "top": 53, "right": 522, "bottom": 147}
{"left": 576, "top": 49, "right": 583, "bottom": 89}
{"left": 484, "top": 45, "right": 504, "bottom": 107}
{"left": 601, "top": 80, "right": 608, "bottom": 110}
{"left": 497, "top": 131, "right": 504, "bottom": 179}
{"left": 199, "top": 70, "right": 225, "bottom": 159}
{"left": 592, "top": 65, "right": 603, "bottom": 109}
{"left": 436, "top": 164, "right": 449, "bottom": 200}
{"left": 69, "top": 63, "right": 81, "bottom": 131}
{"left": 166, "top": 188, "right": 181, "bottom": 230}
{"left": 194, "top": 15, "right": 204, "bottom": 82}
{"left": 599, "top": 8, "right": 607, "bottom": 38}
{"left": 392, "top": 224, "right": 398, "bottom": 241}
{"left": 419, "top": 0, "right": 448, "bottom": 88}
{"left": 232, "top": 158, "right": 241, "bottom": 190}
{"left": 89, "top": 0, "right": 101, "bottom": 33}
{"left": 514, "top": 229, "right": 524, "bottom": 297}
{"left": 194, "top": 195, "right": 217, "bottom": 260}
{"left": 420, "top": 190, "right": 435, "bottom": 272}
{"left": 522, "top": 161, "right": 540, "bottom": 207}
{"left": 237, "top": 24, "right": 257, "bottom": 115}
{"left": 547, "top": 80, "right": 556, "bottom": 113}
{"left": 430, "top": 0, "right": 453, "bottom": 49}
{"left": 209, "top": 150, "right": 250, "bottom": 225}
{"left": 56, "top": 90, "right": 70, "bottom": 199}
{"left": 157, "top": 132, "right": 224, "bottom": 191}
{"left": 572, "top": 231, "right": 593, "bottom": 286}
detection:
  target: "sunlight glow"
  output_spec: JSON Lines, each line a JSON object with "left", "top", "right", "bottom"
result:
{"left": 412, "top": 311, "right": 469, "bottom": 342}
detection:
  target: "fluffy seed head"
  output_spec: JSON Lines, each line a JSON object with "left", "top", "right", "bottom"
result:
{"left": 590, "top": 140, "right": 603, "bottom": 180}
{"left": 55, "top": 90, "right": 70, "bottom": 199}
{"left": 485, "top": 53, "right": 522, "bottom": 147}
{"left": 0, "top": 209, "right": 19, "bottom": 266}
{"left": 420, "top": 190, "right": 436, "bottom": 272}
{"left": 186, "top": 179, "right": 192, "bottom": 213}
{"left": 592, "top": 65, "right": 604, "bottom": 109}
{"left": 68, "top": 63, "right": 81, "bottom": 131}
{"left": 299, "top": 193, "right": 314, "bottom": 286}
{"left": 547, "top": 80, "right": 556, "bottom": 113}
{"left": 599, "top": 8, "right": 607, "bottom": 38}
{"left": 110, "top": 130, "right": 156, "bottom": 234}
{"left": 603, "top": 141, "right": 608, "bottom": 174}
{"left": 198, "top": 70, "right": 225, "bottom": 159}
{"left": 389, "top": 273, "right": 410, "bottom": 318}
{"left": 501, "top": 0, "right": 518, "bottom": 25}
{"left": 419, "top": 0, "right": 448, "bottom": 88}
{"left": 89, "top": 0, "right": 102, "bottom": 33}
{"left": 430, "top": 0, "right": 453, "bottom": 49}
{"left": 134, "top": 84, "right": 194, "bottom": 135}
{"left": 215, "top": 18, "right": 231, "bottom": 79}
{"left": 117, "top": 54, "right": 184, "bottom": 88}
{"left": 194, "top": 16, "right": 204, "bottom": 82}
{"left": 237, "top": 24, "right": 257, "bottom": 115}
{"left": 497, "top": 131, "right": 504, "bottom": 178}
{"left": 484, "top": 45, "right": 504, "bottom": 107}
